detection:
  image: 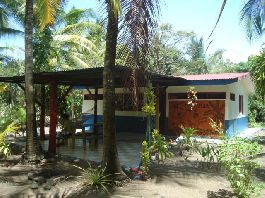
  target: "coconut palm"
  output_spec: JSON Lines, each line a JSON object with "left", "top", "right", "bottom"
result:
{"left": 241, "top": 0, "right": 265, "bottom": 40}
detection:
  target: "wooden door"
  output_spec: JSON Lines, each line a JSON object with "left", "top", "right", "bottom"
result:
{"left": 168, "top": 100, "right": 225, "bottom": 137}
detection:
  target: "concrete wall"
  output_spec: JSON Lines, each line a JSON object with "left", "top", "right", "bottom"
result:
{"left": 166, "top": 80, "right": 250, "bottom": 136}
{"left": 81, "top": 78, "right": 251, "bottom": 136}
{"left": 82, "top": 88, "right": 147, "bottom": 133}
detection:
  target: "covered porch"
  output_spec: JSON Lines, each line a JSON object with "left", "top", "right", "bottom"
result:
{"left": 0, "top": 66, "right": 185, "bottom": 164}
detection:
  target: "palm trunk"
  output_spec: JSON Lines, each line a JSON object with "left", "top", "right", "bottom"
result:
{"left": 25, "top": 0, "right": 42, "bottom": 161}
{"left": 102, "top": 3, "right": 121, "bottom": 175}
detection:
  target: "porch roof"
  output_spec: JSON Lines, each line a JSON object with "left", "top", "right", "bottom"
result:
{"left": 0, "top": 66, "right": 186, "bottom": 87}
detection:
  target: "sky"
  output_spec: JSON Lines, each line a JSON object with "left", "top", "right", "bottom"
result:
{"left": 65, "top": 0, "right": 264, "bottom": 63}
{"left": 1, "top": 0, "right": 264, "bottom": 63}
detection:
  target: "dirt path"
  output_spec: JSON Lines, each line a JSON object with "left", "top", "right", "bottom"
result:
{"left": 1, "top": 130, "right": 265, "bottom": 198}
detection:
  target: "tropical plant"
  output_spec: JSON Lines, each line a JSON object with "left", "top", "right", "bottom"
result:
{"left": 186, "top": 36, "right": 209, "bottom": 74}
{"left": 180, "top": 125, "right": 198, "bottom": 145}
{"left": 249, "top": 49, "right": 265, "bottom": 101}
{"left": 218, "top": 137, "right": 264, "bottom": 198}
{"left": 74, "top": 164, "right": 111, "bottom": 193}
{"left": 142, "top": 85, "right": 156, "bottom": 144}
{"left": 209, "top": 118, "right": 224, "bottom": 137}
{"left": 196, "top": 141, "right": 219, "bottom": 168}
{"left": 150, "top": 129, "right": 173, "bottom": 162}
{"left": 140, "top": 140, "right": 150, "bottom": 175}
{"left": 0, "top": 122, "right": 18, "bottom": 158}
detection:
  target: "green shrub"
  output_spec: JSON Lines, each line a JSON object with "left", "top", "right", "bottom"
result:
{"left": 196, "top": 141, "right": 219, "bottom": 168}
{"left": 218, "top": 137, "right": 263, "bottom": 198}
{"left": 150, "top": 129, "right": 173, "bottom": 162}
{"left": 74, "top": 164, "right": 111, "bottom": 193}
{"left": 141, "top": 140, "right": 150, "bottom": 174}
{"left": 180, "top": 125, "right": 197, "bottom": 144}
{"left": 0, "top": 123, "right": 17, "bottom": 158}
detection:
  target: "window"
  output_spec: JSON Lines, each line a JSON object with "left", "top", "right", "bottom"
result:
{"left": 230, "top": 93, "right": 235, "bottom": 101}
{"left": 239, "top": 95, "right": 243, "bottom": 114}
{"left": 168, "top": 92, "right": 226, "bottom": 100}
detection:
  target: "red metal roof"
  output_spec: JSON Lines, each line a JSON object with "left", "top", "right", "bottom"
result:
{"left": 181, "top": 72, "right": 250, "bottom": 81}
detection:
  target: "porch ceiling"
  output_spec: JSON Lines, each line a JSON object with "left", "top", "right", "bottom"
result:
{"left": 0, "top": 66, "right": 186, "bottom": 88}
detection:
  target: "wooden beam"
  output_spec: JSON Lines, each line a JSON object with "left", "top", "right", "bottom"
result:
{"left": 48, "top": 81, "right": 57, "bottom": 154}
{"left": 40, "top": 85, "right": 45, "bottom": 140}
{"left": 94, "top": 88, "right": 98, "bottom": 135}
{"left": 155, "top": 84, "right": 160, "bottom": 130}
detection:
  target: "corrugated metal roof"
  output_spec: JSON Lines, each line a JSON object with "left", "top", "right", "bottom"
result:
{"left": 181, "top": 72, "right": 250, "bottom": 81}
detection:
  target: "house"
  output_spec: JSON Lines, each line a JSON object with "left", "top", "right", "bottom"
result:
{"left": 167, "top": 73, "right": 254, "bottom": 137}
{"left": 82, "top": 72, "right": 254, "bottom": 137}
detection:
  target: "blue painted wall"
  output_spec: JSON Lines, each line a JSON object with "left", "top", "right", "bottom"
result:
{"left": 224, "top": 116, "right": 248, "bottom": 137}
{"left": 82, "top": 114, "right": 147, "bottom": 133}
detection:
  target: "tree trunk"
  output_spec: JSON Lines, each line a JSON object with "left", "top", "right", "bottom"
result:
{"left": 25, "top": 0, "right": 42, "bottom": 161}
{"left": 102, "top": 3, "right": 121, "bottom": 175}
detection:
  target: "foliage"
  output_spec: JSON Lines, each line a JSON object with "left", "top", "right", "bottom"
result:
{"left": 150, "top": 129, "right": 173, "bottom": 162}
{"left": 180, "top": 125, "right": 197, "bottom": 144}
{"left": 196, "top": 141, "right": 219, "bottom": 167}
{"left": 0, "top": 123, "right": 18, "bottom": 158}
{"left": 142, "top": 85, "right": 156, "bottom": 116}
{"left": 74, "top": 164, "right": 111, "bottom": 193}
{"left": 187, "top": 87, "right": 197, "bottom": 110}
{"left": 187, "top": 36, "right": 208, "bottom": 74}
{"left": 248, "top": 94, "right": 265, "bottom": 126}
{"left": 140, "top": 140, "right": 150, "bottom": 175}
{"left": 209, "top": 118, "right": 224, "bottom": 137}
{"left": 147, "top": 24, "right": 194, "bottom": 75}
{"left": 240, "top": 0, "right": 265, "bottom": 40}
{"left": 218, "top": 137, "right": 264, "bottom": 198}
{"left": 249, "top": 49, "right": 265, "bottom": 100}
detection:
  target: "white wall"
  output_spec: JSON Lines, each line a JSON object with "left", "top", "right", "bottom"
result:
{"left": 82, "top": 88, "right": 145, "bottom": 117}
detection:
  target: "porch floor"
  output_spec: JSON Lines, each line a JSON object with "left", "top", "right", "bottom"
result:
{"left": 41, "top": 132, "right": 144, "bottom": 167}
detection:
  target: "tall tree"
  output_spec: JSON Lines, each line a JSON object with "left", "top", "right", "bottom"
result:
{"left": 187, "top": 36, "right": 208, "bottom": 74}
{"left": 25, "top": 0, "right": 41, "bottom": 161}
{"left": 102, "top": 0, "right": 121, "bottom": 175}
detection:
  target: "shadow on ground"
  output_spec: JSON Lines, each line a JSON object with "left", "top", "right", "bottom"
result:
{"left": 207, "top": 189, "right": 235, "bottom": 198}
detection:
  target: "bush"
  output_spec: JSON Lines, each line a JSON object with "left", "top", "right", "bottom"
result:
{"left": 140, "top": 140, "right": 150, "bottom": 175}
{"left": 150, "top": 129, "right": 173, "bottom": 162}
{"left": 0, "top": 123, "right": 18, "bottom": 158}
{"left": 180, "top": 125, "right": 197, "bottom": 144}
{"left": 218, "top": 137, "right": 263, "bottom": 197}
{"left": 74, "top": 164, "right": 111, "bottom": 193}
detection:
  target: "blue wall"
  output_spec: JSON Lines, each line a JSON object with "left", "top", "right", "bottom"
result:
{"left": 225, "top": 116, "right": 248, "bottom": 137}
{"left": 82, "top": 114, "right": 147, "bottom": 133}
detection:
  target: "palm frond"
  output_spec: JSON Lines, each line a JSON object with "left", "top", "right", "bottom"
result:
{"left": 57, "top": 21, "right": 102, "bottom": 34}
{"left": 119, "top": 0, "right": 160, "bottom": 70}
{"left": 240, "top": 0, "right": 265, "bottom": 40}
{"left": 53, "top": 34, "right": 97, "bottom": 52}
{"left": 208, "top": 0, "right": 227, "bottom": 39}
{"left": 0, "top": 27, "right": 23, "bottom": 37}
{"left": 36, "top": 0, "right": 61, "bottom": 30}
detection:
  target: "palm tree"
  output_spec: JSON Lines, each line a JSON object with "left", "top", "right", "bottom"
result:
{"left": 187, "top": 36, "right": 208, "bottom": 74}
{"left": 25, "top": 0, "right": 42, "bottom": 161}
{"left": 240, "top": 0, "right": 265, "bottom": 40}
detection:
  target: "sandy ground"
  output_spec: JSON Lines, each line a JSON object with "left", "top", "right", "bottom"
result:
{"left": 1, "top": 130, "right": 265, "bottom": 198}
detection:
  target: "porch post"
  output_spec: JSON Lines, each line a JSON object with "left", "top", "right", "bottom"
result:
{"left": 48, "top": 81, "right": 57, "bottom": 154}
{"left": 155, "top": 84, "right": 160, "bottom": 130}
{"left": 40, "top": 85, "right": 45, "bottom": 140}
{"left": 94, "top": 88, "right": 98, "bottom": 134}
